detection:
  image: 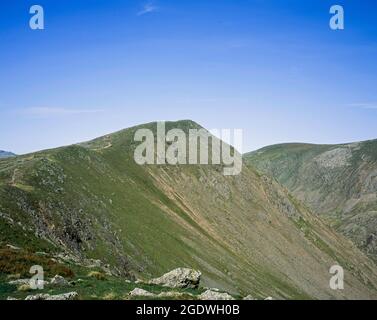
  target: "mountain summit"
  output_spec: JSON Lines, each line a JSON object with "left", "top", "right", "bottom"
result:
{"left": 0, "top": 151, "right": 16, "bottom": 159}
{"left": 1, "top": 121, "right": 377, "bottom": 299}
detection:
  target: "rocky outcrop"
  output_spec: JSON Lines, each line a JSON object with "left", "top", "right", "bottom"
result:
{"left": 149, "top": 268, "right": 201, "bottom": 289}
{"left": 50, "top": 275, "right": 70, "bottom": 286}
{"left": 8, "top": 279, "right": 30, "bottom": 286}
{"left": 6, "top": 244, "right": 20, "bottom": 250}
{"left": 128, "top": 288, "right": 155, "bottom": 297}
{"left": 25, "top": 292, "right": 78, "bottom": 300}
{"left": 198, "top": 290, "right": 235, "bottom": 300}
{"left": 128, "top": 288, "right": 196, "bottom": 299}
{"left": 10, "top": 275, "right": 69, "bottom": 288}
{"left": 157, "top": 291, "right": 194, "bottom": 298}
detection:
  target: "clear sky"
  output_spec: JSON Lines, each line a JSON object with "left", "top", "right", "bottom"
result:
{"left": 1, "top": 0, "right": 377, "bottom": 154}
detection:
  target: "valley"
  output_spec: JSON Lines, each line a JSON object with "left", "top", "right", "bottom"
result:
{"left": 245, "top": 140, "right": 377, "bottom": 263}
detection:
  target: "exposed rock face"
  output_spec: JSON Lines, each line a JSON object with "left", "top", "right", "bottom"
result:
{"left": 314, "top": 148, "right": 352, "bottom": 169}
{"left": 128, "top": 288, "right": 155, "bottom": 297}
{"left": 149, "top": 268, "right": 201, "bottom": 289}
{"left": 25, "top": 292, "right": 78, "bottom": 300}
{"left": 199, "top": 290, "right": 235, "bottom": 300}
{"left": 50, "top": 275, "right": 69, "bottom": 286}
{"left": 243, "top": 294, "right": 255, "bottom": 300}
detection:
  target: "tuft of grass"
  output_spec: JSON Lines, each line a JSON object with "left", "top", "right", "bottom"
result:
{"left": 17, "top": 284, "right": 31, "bottom": 292}
{"left": 102, "top": 292, "right": 117, "bottom": 300}
{"left": 0, "top": 247, "right": 74, "bottom": 278}
{"left": 87, "top": 271, "right": 106, "bottom": 281}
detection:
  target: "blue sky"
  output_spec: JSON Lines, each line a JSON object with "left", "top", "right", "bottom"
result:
{"left": 1, "top": 0, "right": 377, "bottom": 154}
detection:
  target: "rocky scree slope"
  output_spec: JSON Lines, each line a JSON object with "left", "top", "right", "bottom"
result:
{"left": 244, "top": 140, "right": 377, "bottom": 263}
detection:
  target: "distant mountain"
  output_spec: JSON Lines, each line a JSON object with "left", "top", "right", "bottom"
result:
{"left": 0, "top": 151, "right": 16, "bottom": 159}
{"left": 245, "top": 139, "right": 377, "bottom": 262}
{"left": 1, "top": 122, "right": 377, "bottom": 299}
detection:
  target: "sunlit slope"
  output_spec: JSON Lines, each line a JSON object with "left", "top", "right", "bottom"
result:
{"left": 1, "top": 121, "right": 377, "bottom": 299}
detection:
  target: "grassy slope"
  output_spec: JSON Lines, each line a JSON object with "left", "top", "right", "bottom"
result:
{"left": 0, "top": 247, "right": 204, "bottom": 300}
{"left": 244, "top": 140, "right": 377, "bottom": 262}
{"left": 1, "top": 121, "right": 377, "bottom": 299}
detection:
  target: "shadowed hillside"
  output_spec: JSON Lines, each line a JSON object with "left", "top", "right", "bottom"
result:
{"left": 0, "top": 151, "right": 15, "bottom": 159}
{"left": 245, "top": 140, "right": 377, "bottom": 263}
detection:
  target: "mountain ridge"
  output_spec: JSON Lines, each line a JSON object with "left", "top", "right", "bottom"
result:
{"left": 1, "top": 120, "right": 377, "bottom": 299}
{"left": 0, "top": 151, "right": 16, "bottom": 159}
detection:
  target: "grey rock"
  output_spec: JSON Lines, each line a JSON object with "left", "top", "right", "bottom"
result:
{"left": 50, "top": 275, "right": 69, "bottom": 286}
{"left": 9, "top": 278, "right": 49, "bottom": 287}
{"left": 199, "top": 290, "right": 235, "bottom": 300}
{"left": 85, "top": 258, "right": 102, "bottom": 268}
{"left": 149, "top": 268, "right": 201, "bottom": 289}
{"left": 25, "top": 294, "right": 51, "bottom": 300}
{"left": 6, "top": 244, "right": 21, "bottom": 250}
{"left": 35, "top": 251, "right": 48, "bottom": 256}
{"left": 157, "top": 291, "right": 194, "bottom": 298}
{"left": 25, "top": 292, "right": 78, "bottom": 300}
{"left": 47, "top": 292, "right": 79, "bottom": 300}
{"left": 8, "top": 279, "right": 30, "bottom": 285}
{"left": 128, "top": 288, "right": 155, "bottom": 297}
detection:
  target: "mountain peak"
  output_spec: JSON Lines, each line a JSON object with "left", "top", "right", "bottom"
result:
{"left": 0, "top": 150, "right": 16, "bottom": 159}
{"left": 79, "top": 120, "right": 205, "bottom": 151}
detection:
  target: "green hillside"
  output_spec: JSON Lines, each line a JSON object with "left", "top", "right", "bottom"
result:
{"left": 245, "top": 140, "right": 377, "bottom": 263}
{"left": 1, "top": 121, "right": 377, "bottom": 299}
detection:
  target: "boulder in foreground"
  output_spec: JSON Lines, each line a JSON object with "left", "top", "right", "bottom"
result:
{"left": 149, "top": 268, "right": 201, "bottom": 289}
{"left": 199, "top": 290, "right": 235, "bottom": 300}
{"left": 50, "top": 275, "right": 70, "bottom": 287}
{"left": 128, "top": 288, "right": 155, "bottom": 297}
{"left": 25, "top": 292, "right": 78, "bottom": 300}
